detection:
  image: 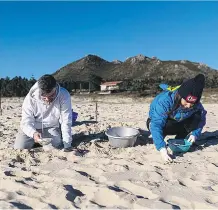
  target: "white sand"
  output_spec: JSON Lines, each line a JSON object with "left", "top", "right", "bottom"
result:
{"left": 0, "top": 97, "right": 218, "bottom": 209}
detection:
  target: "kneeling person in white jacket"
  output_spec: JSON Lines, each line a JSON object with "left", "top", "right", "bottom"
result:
{"left": 14, "top": 74, "right": 73, "bottom": 152}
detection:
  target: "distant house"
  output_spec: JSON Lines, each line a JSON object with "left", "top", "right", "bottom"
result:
{"left": 100, "top": 81, "right": 123, "bottom": 92}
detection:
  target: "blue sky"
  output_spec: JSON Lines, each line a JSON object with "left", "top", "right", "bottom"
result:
{"left": 0, "top": 1, "right": 218, "bottom": 79}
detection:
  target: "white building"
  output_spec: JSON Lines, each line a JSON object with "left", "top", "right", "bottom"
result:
{"left": 100, "top": 81, "right": 122, "bottom": 91}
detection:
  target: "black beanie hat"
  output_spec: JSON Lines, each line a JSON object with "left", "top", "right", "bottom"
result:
{"left": 178, "top": 74, "right": 205, "bottom": 104}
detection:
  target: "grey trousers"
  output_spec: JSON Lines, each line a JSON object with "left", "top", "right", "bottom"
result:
{"left": 14, "top": 127, "right": 62, "bottom": 149}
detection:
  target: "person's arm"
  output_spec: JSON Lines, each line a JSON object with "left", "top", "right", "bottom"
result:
{"left": 191, "top": 103, "right": 207, "bottom": 138}
{"left": 60, "top": 91, "right": 72, "bottom": 149}
{"left": 150, "top": 99, "right": 171, "bottom": 150}
{"left": 20, "top": 95, "right": 37, "bottom": 138}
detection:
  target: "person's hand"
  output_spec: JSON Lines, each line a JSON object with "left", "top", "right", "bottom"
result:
{"left": 160, "top": 147, "right": 173, "bottom": 163}
{"left": 33, "top": 132, "right": 41, "bottom": 142}
{"left": 187, "top": 135, "right": 196, "bottom": 144}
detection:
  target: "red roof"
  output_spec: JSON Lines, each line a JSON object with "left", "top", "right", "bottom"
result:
{"left": 101, "top": 81, "right": 122, "bottom": 86}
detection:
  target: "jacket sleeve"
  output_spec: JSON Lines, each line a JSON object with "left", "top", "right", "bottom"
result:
{"left": 191, "top": 103, "right": 207, "bottom": 138}
{"left": 60, "top": 91, "right": 72, "bottom": 148}
{"left": 150, "top": 99, "right": 171, "bottom": 151}
{"left": 20, "top": 94, "right": 37, "bottom": 138}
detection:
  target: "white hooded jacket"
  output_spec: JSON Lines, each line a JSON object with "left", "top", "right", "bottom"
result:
{"left": 20, "top": 82, "right": 72, "bottom": 148}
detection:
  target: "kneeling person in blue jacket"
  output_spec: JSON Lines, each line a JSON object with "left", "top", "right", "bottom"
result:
{"left": 147, "top": 74, "right": 207, "bottom": 163}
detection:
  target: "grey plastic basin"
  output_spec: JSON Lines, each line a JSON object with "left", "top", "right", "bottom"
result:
{"left": 105, "top": 127, "right": 139, "bottom": 148}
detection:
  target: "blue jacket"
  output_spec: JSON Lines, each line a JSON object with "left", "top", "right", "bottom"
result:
{"left": 148, "top": 86, "right": 207, "bottom": 150}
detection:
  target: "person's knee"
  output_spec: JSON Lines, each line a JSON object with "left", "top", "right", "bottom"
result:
{"left": 51, "top": 136, "right": 63, "bottom": 148}
{"left": 184, "top": 111, "right": 202, "bottom": 132}
{"left": 14, "top": 133, "right": 34, "bottom": 149}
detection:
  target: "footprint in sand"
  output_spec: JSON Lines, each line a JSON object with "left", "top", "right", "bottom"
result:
{"left": 148, "top": 171, "right": 163, "bottom": 182}
{"left": 192, "top": 200, "right": 217, "bottom": 209}
{"left": 166, "top": 195, "right": 218, "bottom": 209}
{"left": 0, "top": 201, "right": 18, "bottom": 209}
{"left": 162, "top": 196, "right": 195, "bottom": 209}
{"left": 211, "top": 185, "right": 218, "bottom": 192}
{"left": 117, "top": 180, "right": 159, "bottom": 200}
{"left": 0, "top": 191, "right": 8, "bottom": 200}
{"left": 0, "top": 190, "right": 16, "bottom": 200}
{"left": 4, "top": 170, "right": 33, "bottom": 178}
{"left": 0, "top": 178, "right": 46, "bottom": 199}
{"left": 206, "top": 163, "right": 218, "bottom": 173}
{"left": 205, "top": 195, "right": 218, "bottom": 205}
{"left": 71, "top": 165, "right": 105, "bottom": 179}
{"left": 152, "top": 199, "right": 181, "bottom": 209}
{"left": 177, "top": 178, "right": 205, "bottom": 188}
{"left": 92, "top": 188, "right": 130, "bottom": 208}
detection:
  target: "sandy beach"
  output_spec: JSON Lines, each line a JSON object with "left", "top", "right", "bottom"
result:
{"left": 0, "top": 96, "right": 218, "bottom": 209}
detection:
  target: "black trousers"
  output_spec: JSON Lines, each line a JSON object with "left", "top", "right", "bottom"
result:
{"left": 147, "top": 111, "right": 201, "bottom": 139}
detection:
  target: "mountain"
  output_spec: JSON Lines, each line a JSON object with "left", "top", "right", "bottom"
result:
{"left": 53, "top": 54, "right": 218, "bottom": 87}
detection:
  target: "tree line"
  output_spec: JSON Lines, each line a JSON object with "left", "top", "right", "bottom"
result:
{"left": 0, "top": 76, "right": 36, "bottom": 97}
{"left": 1, "top": 75, "right": 217, "bottom": 97}
{"left": 0, "top": 74, "right": 102, "bottom": 97}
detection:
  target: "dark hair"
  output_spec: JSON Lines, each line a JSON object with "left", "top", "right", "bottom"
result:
{"left": 166, "top": 92, "right": 182, "bottom": 116}
{"left": 38, "top": 74, "right": 57, "bottom": 95}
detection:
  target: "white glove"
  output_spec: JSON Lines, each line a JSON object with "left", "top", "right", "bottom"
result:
{"left": 187, "top": 135, "right": 196, "bottom": 143}
{"left": 160, "top": 147, "right": 173, "bottom": 163}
